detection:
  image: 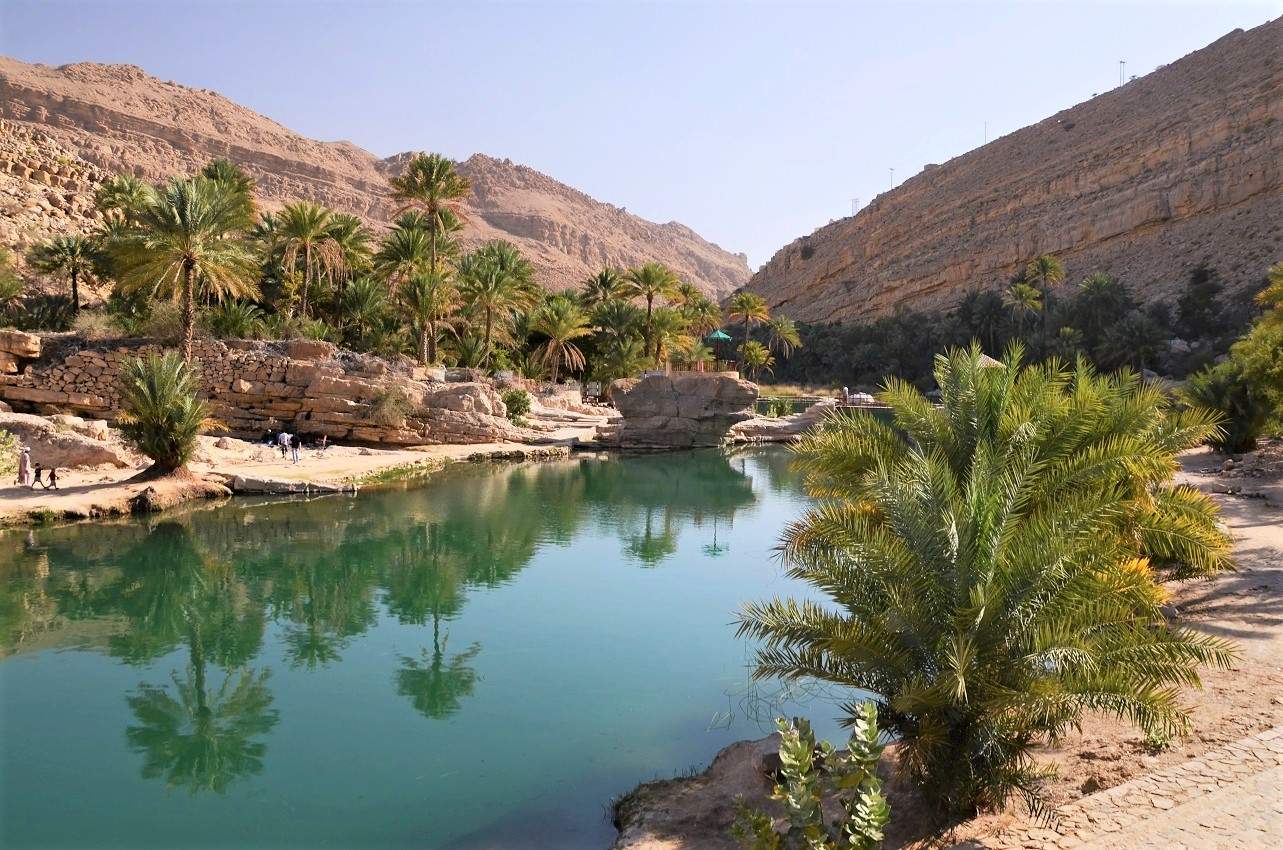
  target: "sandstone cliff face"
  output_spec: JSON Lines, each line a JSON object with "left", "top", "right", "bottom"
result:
{"left": 747, "top": 18, "right": 1283, "bottom": 323}
{"left": 0, "top": 57, "right": 749, "bottom": 297}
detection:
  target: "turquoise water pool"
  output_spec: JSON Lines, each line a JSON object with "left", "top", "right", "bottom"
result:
{"left": 0, "top": 447, "right": 844, "bottom": 849}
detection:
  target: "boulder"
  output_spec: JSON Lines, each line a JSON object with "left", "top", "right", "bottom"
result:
{"left": 610, "top": 374, "right": 758, "bottom": 449}
{"left": 0, "top": 330, "right": 40, "bottom": 359}
{"left": 284, "top": 339, "right": 337, "bottom": 361}
{"left": 0, "top": 411, "right": 133, "bottom": 468}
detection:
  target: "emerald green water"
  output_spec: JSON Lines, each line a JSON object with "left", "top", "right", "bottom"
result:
{"left": 0, "top": 448, "right": 843, "bottom": 849}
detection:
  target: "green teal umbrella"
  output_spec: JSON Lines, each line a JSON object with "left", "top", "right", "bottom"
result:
{"left": 706, "top": 330, "right": 732, "bottom": 342}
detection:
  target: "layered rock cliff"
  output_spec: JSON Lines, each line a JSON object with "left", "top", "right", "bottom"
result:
{"left": 746, "top": 17, "right": 1283, "bottom": 323}
{"left": 0, "top": 56, "right": 749, "bottom": 297}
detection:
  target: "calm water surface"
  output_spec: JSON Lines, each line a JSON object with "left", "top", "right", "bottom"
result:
{"left": 0, "top": 447, "right": 844, "bottom": 849}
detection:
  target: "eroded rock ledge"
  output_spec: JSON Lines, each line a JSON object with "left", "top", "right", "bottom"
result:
{"left": 607, "top": 372, "right": 758, "bottom": 449}
{"left": 0, "top": 333, "right": 529, "bottom": 446}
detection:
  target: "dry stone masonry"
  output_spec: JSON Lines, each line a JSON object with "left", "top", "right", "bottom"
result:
{"left": 0, "top": 333, "right": 528, "bottom": 446}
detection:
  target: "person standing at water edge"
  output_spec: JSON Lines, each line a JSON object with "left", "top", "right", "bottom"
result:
{"left": 290, "top": 437, "right": 300, "bottom": 464}
{"left": 277, "top": 430, "right": 290, "bottom": 459}
{"left": 16, "top": 446, "right": 30, "bottom": 486}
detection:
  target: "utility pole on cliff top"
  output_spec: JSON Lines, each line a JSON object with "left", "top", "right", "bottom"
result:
{"left": 1119, "top": 59, "right": 1126, "bottom": 86}
{"left": 889, "top": 167, "right": 895, "bottom": 188}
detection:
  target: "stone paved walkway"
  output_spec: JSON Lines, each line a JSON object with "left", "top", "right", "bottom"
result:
{"left": 960, "top": 726, "right": 1283, "bottom": 849}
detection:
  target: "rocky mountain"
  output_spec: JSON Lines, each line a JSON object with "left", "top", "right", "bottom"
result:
{"left": 746, "top": 17, "right": 1283, "bottom": 323}
{"left": 0, "top": 56, "right": 749, "bottom": 297}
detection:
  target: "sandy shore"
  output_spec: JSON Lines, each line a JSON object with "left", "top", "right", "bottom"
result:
{"left": 0, "top": 430, "right": 592, "bottom": 525}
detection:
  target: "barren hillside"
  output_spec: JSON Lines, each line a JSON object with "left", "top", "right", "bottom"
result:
{"left": 746, "top": 17, "right": 1283, "bottom": 323}
{"left": 0, "top": 57, "right": 749, "bottom": 297}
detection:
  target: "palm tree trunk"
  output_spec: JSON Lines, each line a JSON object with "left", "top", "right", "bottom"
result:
{"left": 302, "top": 243, "right": 312, "bottom": 317}
{"left": 427, "top": 320, "right": 437, "bottom": 364}
{"left": 70, "top": 268, "right": 80, "bottom": 314}
{"left": 645, "top": 295, "right": 654, "bottom": 361}
{"left": 182, "top": 261, "right": 196, "bottom": 362}
{"left": 483, "top": 308, "right": 493, "bottom": 367}
{"left": 419, "top": 326, "right": 429, "bottom": 366}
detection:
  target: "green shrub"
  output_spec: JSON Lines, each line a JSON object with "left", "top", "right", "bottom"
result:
{"left": 205, "top": 300, "right": 265, "bottom": 339}
{"left": 764, "top": 398, "right": 793, "bottom": 418}
{"left": 1183, "top": 359, "right": 1271, "bottom": 453}
{"left": 135, "top": 302, "right": 186, "bottom": 343}
{"left": 72, "top": 310, "right": 123, "bottom": 340}
{"left": 368, "top": 385, "right": 412, "bottom": 429}
{"left": 732, "top": 706, "right": 890, "bottom": 850}
{"left": 0, "top": 429, "right": 17, "bottom": 479}
{"left": 738, "top": 346, "right": 1237, "bottom": 822}
{"left": 501, "top": 389, "right": 531, "bottom": 423}
{"left": 117, "top": 352, "right": 209, "bottom": 472}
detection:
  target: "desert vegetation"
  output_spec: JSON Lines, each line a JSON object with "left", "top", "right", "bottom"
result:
{"left": 17, "top": 155, "right": 801, "bottom": 386}
{"left": 737, "top": 346, "right": 1238, "bottom": 826}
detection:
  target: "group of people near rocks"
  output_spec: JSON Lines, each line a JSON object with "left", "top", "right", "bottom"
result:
{"left": 262, "top": 429, "right": 327, "bottom": 465}
{"left": 14, "top": 446, "right": 58, "bottom": 490}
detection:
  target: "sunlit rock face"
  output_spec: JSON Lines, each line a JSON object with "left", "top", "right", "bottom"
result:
{"left": 610, "top": 373, "right": 758, "bottom": 449}
{"left": 745, "top": 18, "right": 1283, "bottom": 324}
{"left": 0, "top": 335, "right": 528, "bottom": 446}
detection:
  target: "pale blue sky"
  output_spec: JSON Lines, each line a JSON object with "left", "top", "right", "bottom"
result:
{"left": 3, "top": 1, "right": 1280, "bottom": 268}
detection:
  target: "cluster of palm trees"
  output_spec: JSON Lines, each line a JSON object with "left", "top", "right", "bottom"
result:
{"left": 23, "top": 152, "right": 802, "bottom": 384}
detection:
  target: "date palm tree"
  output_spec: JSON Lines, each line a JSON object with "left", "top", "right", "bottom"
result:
{"left": 766, "top": 315, "right": 802, "bottom": 358}
{"left": 110, "top": 177, "right": 258, "bottom": 360}
{"left": 389, "top": 152, "right": 470, "bottom": 275}
{"left": 275, "top": 202, "right": 344, "bottom": 318}
{"left": 401, "top": 271, "right": 458, "bottom": 365}
{"left": 681, "top": 294, "right": 723, "bottom": 338}
{"left": 374, "top": 223, "right": 433, "bottom": 294}
{"left": 27, "top": 234, "right": 104, "bottom": 314}
{"left": 532, "top": 293, "right": 591, "bottom": 382}
{"left": 738, "top": 345, "right": 1235, "bottom": 822}
{"left": 458, "top": 241, "right": 536, "bottom": 367}
{"left": 326, "top": 212, "right": 373, "bottom": 324}
{"left": 94, "top": 174, "right": 153, "bottom": 223}
{"left": 1003, "top": 281, "right": 1043, "bottom": 340}
{"left": 580, "top": 267, "right": 628, "bottom": 308}
{"left": 728, "top": 291, "right": 770, "bottom": 343}
{"left": 1025, "top": 253, "right": 1066, "bottom": 341}
{"left": 739, "top": 339, "right": 774, "bottom": 380}
{"left": 592, "top": 298, "right": 644, "bottom": 345}
{"left": 624, "top": 262, "right": 680, "bottom": 359}
{"left": 673, "top": 280, "right": 702, "bottom": 306}
{"left": 116, "top": 352, "right": 211, "bottom": 475}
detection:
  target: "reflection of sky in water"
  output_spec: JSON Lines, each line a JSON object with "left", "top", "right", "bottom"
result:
{"left": 0, "top": 447, "right": 847, "bottom": 849}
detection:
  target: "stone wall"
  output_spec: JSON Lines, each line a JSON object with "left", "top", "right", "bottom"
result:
{"left": 608, "top": 372, "right": 757, "bottom": 449}
{"left": 0, "top": 334, "right": 528, "bottom": 446}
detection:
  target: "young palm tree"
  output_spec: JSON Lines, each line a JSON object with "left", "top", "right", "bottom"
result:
{"left": 766, "top": 315, "right": 803, "bottom": 357}
{"left": 592, "top": 299, "right": 644, "bottom": 345}
{"left": 109, "top": 177, "right": 258, "bottom": 360}
{"left": 1003, "top": 281, "right": 1043, "bottom": 340}
{"left": 28, "top": 234, "right": 104, "bottom": 314}
{"left": 401, "top": 271, "right": 458, "bottom": 365}
{"left": 117, "top": 352, "right": 211, "bottom": 474}
{"left": 275, "top": 202, "right": 343, "bottom": 318}
{"left": 389, "top": 152, "right": 470, "bottom": 275}
{"left": 681, "top": 294, "right": 723, "bottom": 338}
{"left": 738, "top": 346, "right": 1236, "bottom": 822}
{"left": 648, "top": 306, "right": 689, "bottom": 367}
{"left": 343, "top": 276, "right": 391, "bottom": 349}
{"left": 374, "top": 224, "right": 434, "bottom": 293}
{"left": 579, "top": 267, "right": 627, "bottom": 308}
{"left": 624, "top": 262, "right": 680, "bottom": 359}
{"left": 728, "top": 291, "right": 770, "bottom": 346}
{"left": 94, "top": 174, "right": 153, "bottom": 223}
{"left": 532, "top": 293, "right": 592, "bottom": 382}
{"left": 673, "top": 280, "right": 702, "bottom": 306}
{"left": 458, "top": 242, "right": 537, "bottom": 367}
{"left": 739, "top": 339, "right": 774, "bottom": 380}
{"left": 1025, "top": 253, "right": 1066, "bottom": 340}
{"left": 326, "top": 212, "right": 373, "bottom": 324}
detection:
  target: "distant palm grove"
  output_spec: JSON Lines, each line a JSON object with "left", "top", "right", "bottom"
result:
{"left": 10, "top": 154, "right": 801, "bottom": 386}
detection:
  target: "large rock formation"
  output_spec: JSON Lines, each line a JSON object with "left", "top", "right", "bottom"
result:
{"left": 746, "top": 17, "right": 1283, "bottom": 323}
{"left": 0, "top": 410, "right": 133, "bottom": 468}
{"left": 609, "top": 373, "right": 757, "bottom": 448}
{"left": 0, "top": 57, "right": 749, "bottom": 298}
{"left": 0, "top": 335, "right": 529, "bottom": 446}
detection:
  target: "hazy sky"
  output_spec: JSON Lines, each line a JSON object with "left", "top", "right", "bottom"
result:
{"left": 3, "top": 1, "right": 1280, "bottom": 268}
